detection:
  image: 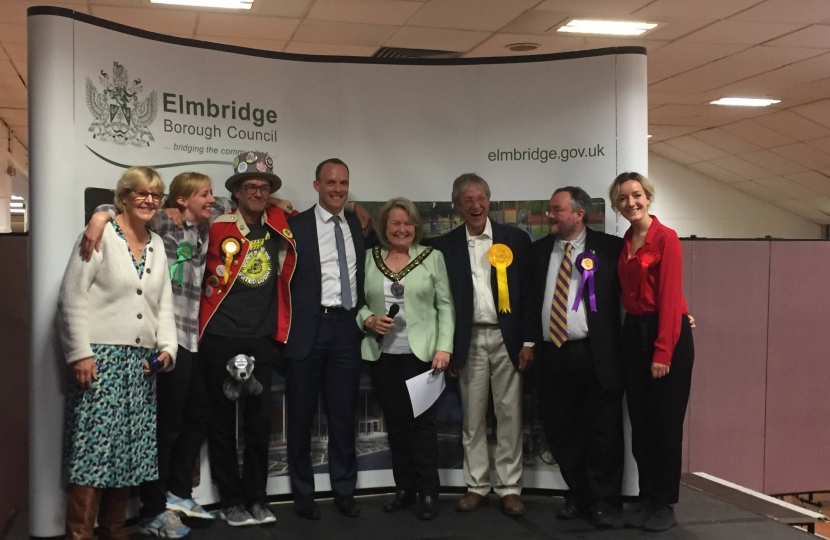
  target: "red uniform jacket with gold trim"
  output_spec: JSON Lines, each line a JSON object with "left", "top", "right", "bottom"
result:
{"left": 198, "top": 206, "right": 297, "bottom": 343}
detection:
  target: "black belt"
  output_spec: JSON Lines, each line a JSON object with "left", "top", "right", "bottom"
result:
{"left": 320, "top": 305, "right": 351, "bottom": 315}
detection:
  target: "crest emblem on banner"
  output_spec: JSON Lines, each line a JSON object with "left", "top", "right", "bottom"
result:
{"left": 85, "top": 62, "right": 158, "bottom": 147}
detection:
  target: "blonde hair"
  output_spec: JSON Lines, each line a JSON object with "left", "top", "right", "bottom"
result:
{"left": 164, "top": 172, "right": 211, "bottom": 210}
{"left": 608, "top": 172, "right": 655, "bottom": 212}
{"left": 375, "top": 197, "right": 423, "bottom": 248}
{"left": 114, "top": 166, "right": 164, "bottom": 212}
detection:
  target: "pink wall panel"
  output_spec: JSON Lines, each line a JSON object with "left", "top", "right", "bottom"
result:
{"left": 764, "top": 241, "right": 830, "bottom": 494}
{"left": 686, "top": 241, "right": 768, "bottom": 492}
{"left": 680, "top": 241, "right": 693, "bottom": 474}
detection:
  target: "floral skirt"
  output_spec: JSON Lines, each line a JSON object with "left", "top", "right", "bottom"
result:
{"left": 64, "top": 344, "right": 158, "bottom": 487}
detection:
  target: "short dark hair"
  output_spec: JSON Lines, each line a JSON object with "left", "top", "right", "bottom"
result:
{"left": 315, "top": 158, "right": 349, "bottom": 180}
{"left": 553, "top": 186, "right": 592, "bottom": 224}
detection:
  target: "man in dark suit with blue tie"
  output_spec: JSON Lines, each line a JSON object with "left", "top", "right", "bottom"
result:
{"left": 283, "top": 158, "right": 370, "bottom": 520}
{"left": 426, "top": 173, "right": 536, "bottom": 517}
{"left": 530, "top": 187, "right": 624, "bottom": 529}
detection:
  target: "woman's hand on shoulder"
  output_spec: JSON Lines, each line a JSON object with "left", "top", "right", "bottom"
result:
{"left": 80, "top": 212, "right": 110, "bottom": 261}
{"left": 72, "top": 357, "right": 97, "bottom": 389}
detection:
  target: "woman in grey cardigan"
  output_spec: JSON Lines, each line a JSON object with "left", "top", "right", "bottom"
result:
{"left": 59, "top": 166, "right": 177, "bottom": 540}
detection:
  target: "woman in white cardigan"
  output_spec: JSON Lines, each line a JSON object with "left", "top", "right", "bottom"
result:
{"left": 59, "top": 166, "right": 177, "bottom": 540}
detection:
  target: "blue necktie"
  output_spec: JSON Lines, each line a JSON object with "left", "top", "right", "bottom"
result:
{"left": 331, "top": 216, "right": 352, "bottom": 309}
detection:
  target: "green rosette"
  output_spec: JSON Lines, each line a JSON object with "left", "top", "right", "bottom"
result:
{"left": 169, "top": 241, "right": 194, "bottom": 286}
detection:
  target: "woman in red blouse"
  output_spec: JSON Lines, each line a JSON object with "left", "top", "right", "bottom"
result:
{"left": 610, "top": 172, "right": 694, "bottom": 533}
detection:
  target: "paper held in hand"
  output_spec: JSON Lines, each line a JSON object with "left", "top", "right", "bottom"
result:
{"left": 405, "top": 370, "right": 446, "bottom": 418}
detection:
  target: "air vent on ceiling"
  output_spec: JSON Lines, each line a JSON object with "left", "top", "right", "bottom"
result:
{"left": 373, "top": 47, "right": 463, "bottom": 59}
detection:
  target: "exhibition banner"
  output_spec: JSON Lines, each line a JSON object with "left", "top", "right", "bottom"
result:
{"left": 28, "top": 7, "right": 647, "bottom": 535}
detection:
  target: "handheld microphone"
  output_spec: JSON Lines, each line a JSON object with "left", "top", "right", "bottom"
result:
{"left": 376, "top": 303, "right": 400, "bottom": 343}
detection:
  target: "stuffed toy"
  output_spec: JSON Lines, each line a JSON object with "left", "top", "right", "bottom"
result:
{"left": 222, "top": 354, "right": 263, "bottom": 401}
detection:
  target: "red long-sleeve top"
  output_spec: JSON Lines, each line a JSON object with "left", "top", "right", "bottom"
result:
{"left": 618, "top": 216, "right": 688, "bottom": 366}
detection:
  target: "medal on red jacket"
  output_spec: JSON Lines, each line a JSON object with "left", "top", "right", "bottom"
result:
{"left": 220, "top": 237, "right": 241, "bottom": 285}
{"left": 636, "top": 245, "right": 661, "bottom": 295}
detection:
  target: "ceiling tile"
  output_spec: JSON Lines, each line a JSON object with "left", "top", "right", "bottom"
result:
{"left": 88, "top": 0, "right": 143, "bottom": 5}
{"left": 709, "top": 155, "right": 774, "bottom": 179}
{"left": 283, "top": 41, "right": 378, "bottom": 56}
{"left": 254, "top": 0, "right": 314, "bottom": 18}
{"left": 499, "top": 10, "right": 568, "bottom": 35}
{"left": 739, "top": 149, "right": 809, "bottom": 174}
{"left": 0, "top": 2, "right": 87, "bottom": 24}
{"left": 777, "top": 199, "right": 830, "bottom": 223}
{"left": 690, "top": 128, "right": 763, "bottom": 154}
{"left": 0, "top": 108, "right": 26, "bottom": 126}
{"left": 535, "top": 0, "right": 654, "bottom": 16}
{"left": 731, "top": 0, "right": 830, "bottom": 24}
{"left": 0, "top": 24, "right": 26, "bottom": 45}
{"left": 805, "top": 136, "right": 830, "bottom": 155}
{"left": 680, "top": 20, "right": 804, "bottom": 45}
{"left": 792, "top": 100, "right": 830, "bottom": 128}
{"left": 784, "top": 170, "right": 830, "bottom": 195}
{"left": 307, "top": 0, "right": 425, "bottom": 26}
{"left": 647, "top": 125, "right": 703, "bottom": 141}
{"left": 664, "top": 135, "right": 729, "bottom": 160}
{"left": 765, "top": 24, "right": 830, "bottom": 48}
{"left": 754, "top": 175, "right": 819, "bottom": 198}
{"left": 648, "top": 103, "right": 769, "bottom": 127}
{"left": 731, "top": 180, "right": 784, "bottom": 203}
{"left": 0, "top": 93, "right": 25, "bottom": 109}
{"left": 196, "top": 12, "right": 300, "bottom": 40}
{"left": 292, "top": 19, "right": 397, "bottom": 47}
{"left": 384, "top": 27, "right": 489, "bottom": 52}
{"left": 800, "top": 195, "right": 830, "bottom": 214}
{"left": 197, "top": 37, "right": 286, "bottom": 52}
{"left": 752, "top": 110, "right": 830, "bottom": 141}
{"left": 91, "top": 6, "right": 198, "bottom": 36}
{"left": 1, "top": 43, "right": 25, "bottom": 63}
{"left": 633, "top": 0, "right": 764, "bottom": 20}
{"left": 648, "top": 92, "right": 720, "bottom": 106}
{"left": 687, "top": 161, "right": 750, "bottom": 183}
{"left": 642, "top": 18, "right": 716, "bottom": 41}
{"left": 465, "top": 32, "right": 664, "bottom": 57}
{"left": 12, "top": 126, "right": 27, "bottom": 149}
{"left": 721, "top": 119, "right": 797, "bottom": 148}
{"left": 648, "top": 142, "right": 701, "bottom": 165}
{"left": 646, "top": 42, "right": 750, "bottom": 84}
{"left": 649, "top": 46, "right": 826, "bottom": 94}
{"left": 405, "top": 0, "right": 539, "bottom": 32}
{"left": 712, "top": 55, "right": 830, "bottom": 102}
{"left": 771, "top": 143, "right": 830, "bottom": 169}
{"left": 0, "top": 75, "right": 24, "bottom": 89}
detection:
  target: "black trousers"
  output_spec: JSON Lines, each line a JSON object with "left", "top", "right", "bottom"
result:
{"left": 286, "top": 310, "right": 363, "bottom": 498}
{"left": 139, "top": 346, "right": 209, "bottom": 518}
{"left": 540, "top": 339, "right": 624, "bottom": 511}
{"left": 370, "top": 353, "right": 440, "bottom": 498}
{"left": 622, "top": 314, "right": 694, "bottom": 506}
{"left": 201, "top": 335, "right": 276, "bottom": 508}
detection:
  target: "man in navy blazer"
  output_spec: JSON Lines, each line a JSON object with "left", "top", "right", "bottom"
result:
{"left": 530, "top": 187, "right": 624, "bottom": 529}
{"left": 283, "top": 158, "right": 370, "bottom": 520}
{"left": 426, "top": 173, "right": 535, "bottom": 517}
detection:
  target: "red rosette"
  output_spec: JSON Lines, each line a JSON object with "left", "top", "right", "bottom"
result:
{"left": 636, "top": 245, "right": 661, "bottom": 269}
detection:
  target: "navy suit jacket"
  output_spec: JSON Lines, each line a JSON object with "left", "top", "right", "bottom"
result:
{"left": 530, "top": 227, "right": 624, "bottom": 391}
{"left": 283, "top": 206, "right": 370, "bottom": 361}
{"left": 426, "top": 221, "right": 535, "bottom": 370}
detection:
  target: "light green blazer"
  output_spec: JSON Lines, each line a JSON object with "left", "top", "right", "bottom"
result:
{"left": 357, "top": 244, "right": 455, "bottom": 362}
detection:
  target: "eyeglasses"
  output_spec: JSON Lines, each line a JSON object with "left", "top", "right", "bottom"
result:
{"left": 240, "top": 184, "right": 271, "bottom": 195}
{"left": 132, "top": 190, "right": 163, "bottom": 203}
{"left": 459, "top": 196, "right": 489, "bottom": 208}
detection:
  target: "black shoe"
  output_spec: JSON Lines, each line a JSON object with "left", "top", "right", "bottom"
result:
{"left": 383, "top": 490, "right": 417, "bottom": 513}
{"left": 589, "top": 509, "right": 614, "bottom": 529}
{"left": 294, "top": 495, "right": 320, "bottom": 520}
{"left": 556, "top": 502, "right": 582, "bottom": 520}
{"left": 416, "top": 495, "right": 438, "bottom": 521}
{"left": 334, "top": 495, "right": 361, "bottom": 518}
{"left": 643, "top": 505, "right": 676, "bottom": 532}
{"left": 624, "top": 501, "right": 653, "bottom": 529}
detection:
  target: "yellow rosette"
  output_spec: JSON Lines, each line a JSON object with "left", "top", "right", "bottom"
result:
{"left": 488, "top": 243, "right": 513, "bottom": 313}
{"left": 220, "top": 237, "right": 242, "bottom": 284}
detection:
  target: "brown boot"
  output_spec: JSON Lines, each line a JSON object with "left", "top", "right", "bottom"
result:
{"left": 97, "top": 487, "right": 132, "bottom": 540}
{"left": 65, "top": 484, "right": 101, "bottom": 540}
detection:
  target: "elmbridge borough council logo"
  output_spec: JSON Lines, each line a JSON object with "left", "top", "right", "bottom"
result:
{"left": 85, "top": 62, "right": 158, "bottom": 147}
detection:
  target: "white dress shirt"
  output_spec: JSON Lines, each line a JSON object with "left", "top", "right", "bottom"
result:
{"left": 466, "top": 219, "right": 499, "bottom": 325}
{"left": 542, "top": 227, "right": 589, "bottom": 342}
{"left": 315, "top": 204, "right": 358, "bottom": 307}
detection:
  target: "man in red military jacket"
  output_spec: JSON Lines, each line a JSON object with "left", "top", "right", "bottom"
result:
{"left": 198, "top": 151, "right": 296, "bottom": 528}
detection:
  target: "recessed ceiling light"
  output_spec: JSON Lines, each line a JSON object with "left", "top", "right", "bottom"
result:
{"left": 150, "top": 0, "right": 252, "bottom": 9}
{"left": 647, "top": 134, "right": 652, "bottom": 138}
{"left": 557, "top": 20, "right": 658, "bottom": 36}
{"left": 10, "top": 209, "right": 24, "bottom": 214}
{"left": 710, "top": 97, "right": 781, "bottom": 107}
{"left": 506, "top": 43, "right": 540, "bottom": 52}
{"left": 11, "top": 195, "right": 23, "bottom": 201}
{"left": 10, "top": 202, "right": 23, "bottom": 208}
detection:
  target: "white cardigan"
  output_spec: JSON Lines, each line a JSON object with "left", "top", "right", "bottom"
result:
{"left": 58, "top": 223, "right": 178, "bottom": 365}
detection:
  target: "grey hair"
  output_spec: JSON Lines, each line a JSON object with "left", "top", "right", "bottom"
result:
{"left": 451, "top": 173, "right": 491, "bottom": 207}
{"left": 553, "top": 186, "right": 592, "bottom": 224}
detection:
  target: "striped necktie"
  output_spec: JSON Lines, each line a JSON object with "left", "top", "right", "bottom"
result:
{"left": 549, "top": 242, "right": 573, "bottom": 347}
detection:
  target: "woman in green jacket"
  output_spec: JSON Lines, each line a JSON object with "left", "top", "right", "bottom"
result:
{"left": 358, "top": 197, "right": 455, "bottom": 521}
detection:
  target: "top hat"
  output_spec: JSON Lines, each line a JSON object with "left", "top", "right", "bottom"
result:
{"left": 225, "top": 151, "right": 282, "bottom": 193}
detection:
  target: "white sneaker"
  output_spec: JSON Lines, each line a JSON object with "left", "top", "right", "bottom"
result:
{"left": 137, "top": 510, "right": 191, "bottom": 538}
{"left": 166, "top": 493, "right": 214, "bottom": 520}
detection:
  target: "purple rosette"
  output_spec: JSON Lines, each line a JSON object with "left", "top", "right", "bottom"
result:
{"left": 572, "top": 251, "right": 598, "bottom": 312}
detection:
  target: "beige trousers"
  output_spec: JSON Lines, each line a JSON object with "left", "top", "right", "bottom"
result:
{"left": 459, "top": 325, "right": 523, "bottom": 497}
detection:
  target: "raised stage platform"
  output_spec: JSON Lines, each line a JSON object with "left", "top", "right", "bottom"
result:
{"left": 131, "top": 474, "right": 825, "bottom": 540}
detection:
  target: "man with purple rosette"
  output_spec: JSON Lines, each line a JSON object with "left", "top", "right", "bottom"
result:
{"left": 530, "top": 186, "right": 625, "bottom": 529}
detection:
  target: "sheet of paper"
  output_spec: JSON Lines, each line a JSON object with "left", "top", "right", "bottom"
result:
{"left": 405, "top": 370, "right": 446, "bottom": 418}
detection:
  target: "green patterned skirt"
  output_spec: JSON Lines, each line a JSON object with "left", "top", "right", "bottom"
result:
{"left": 64, "top": 344, "right": 158, "bottom": 487}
